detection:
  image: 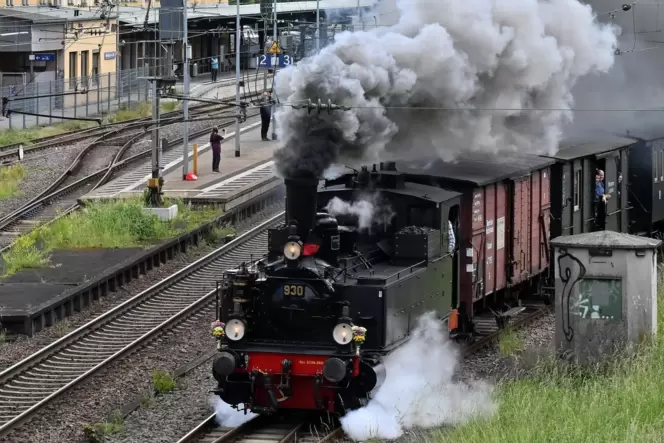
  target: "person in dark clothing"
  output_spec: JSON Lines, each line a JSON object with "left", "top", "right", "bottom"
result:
{"left": 210, "top": 127, "right": 225, "bottom": 173}
{"left": 260, "top": 91, "right": 273, "bottom": 141}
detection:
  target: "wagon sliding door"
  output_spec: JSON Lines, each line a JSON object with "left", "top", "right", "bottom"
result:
{"left": 509, "top": 170, "right": 551, "bottom": 286}
{"left": 510, "top": 176, "right": 531, "bottom": 285}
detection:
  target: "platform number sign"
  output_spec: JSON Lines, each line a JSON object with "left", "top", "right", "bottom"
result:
{"left": 257, "top": 54, "right": 293, "bottom": 68}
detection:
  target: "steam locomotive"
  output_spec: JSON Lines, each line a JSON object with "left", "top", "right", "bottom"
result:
{"left": 210, "top": 134, "right": 664, "bottom": 415}
{"left": 211, "top": 165, "right": 458, "bottom": 414}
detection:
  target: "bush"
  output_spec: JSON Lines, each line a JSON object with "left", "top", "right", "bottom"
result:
{"left": 0, "top": 164, "right": 25, "bottom": 200}
{"left": 151, "top": 370, "right": 177, "bottom": 394}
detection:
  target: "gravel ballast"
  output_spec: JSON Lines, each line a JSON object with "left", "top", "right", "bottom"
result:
{"left": 0, "top": 204, "right": 283, "bottom": 443}
{"left": 0, "top": 141, "right": 90, "bottom": 216}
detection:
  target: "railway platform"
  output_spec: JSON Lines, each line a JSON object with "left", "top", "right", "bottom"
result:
{"left": 81, "top": 122, "right": 280, "bottom": 211}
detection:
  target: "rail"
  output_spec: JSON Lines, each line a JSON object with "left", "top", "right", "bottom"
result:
{"left": 0, "top": 210, "right": 285, "bottom": 438}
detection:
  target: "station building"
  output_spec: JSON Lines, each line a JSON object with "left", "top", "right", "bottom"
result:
{"left": 0, "top": 6, "right": 117, "bottom": 88}
{"left": 116, "top": 0, "right": 376, "bottom": 77}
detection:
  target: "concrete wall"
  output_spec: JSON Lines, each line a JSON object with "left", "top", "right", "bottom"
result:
{"left": 554, "top": 246, "right": 658, "bottom": 364}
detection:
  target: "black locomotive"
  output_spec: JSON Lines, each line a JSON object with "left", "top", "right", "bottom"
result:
{"left": 211, "top": 164, "right": 459, "bottom": 414}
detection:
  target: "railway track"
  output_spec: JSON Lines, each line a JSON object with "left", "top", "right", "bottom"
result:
{"left": 0, "top": 74, "right": 272, "bottom": 162}
{"left": 0, "top": 208, "right": 284, "bottom": 439}
{"left": 0, "top": 102, "right": 221, "bottom": 165}
{"left": 0, "top": 108, "right": 261, "bottom": 252}
{"left": 177, "top": 300, "right": 550, "bottom": 443}
{"left": 177, "top": 413, "right": 343, "bottom": 443}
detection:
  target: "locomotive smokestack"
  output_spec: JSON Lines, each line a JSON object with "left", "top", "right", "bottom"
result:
{"left": 284, "top": 173, "right": 319, "bottom": 241}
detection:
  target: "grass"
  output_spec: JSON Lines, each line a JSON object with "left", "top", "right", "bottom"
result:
{"left": 151, "top": 370, "right": 177, "bottom": 394}
{"left": 0, "top": 164, "right": 25, "bottom": 200}
{"left": 82, "top": 410, "right": 124, "bottom": 443}
{"left": 0, "top": 197, "right": 234, "bottom": 278}
{"left": 434, "top": 275, "right": 664, "bottom": 443}
{"left": 497, "top": 327, "right": 525, "bottom": 356}
{"left": 0, "top": 101, "right": 181, "bottom": 147}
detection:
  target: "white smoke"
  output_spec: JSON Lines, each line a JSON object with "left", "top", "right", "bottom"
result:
{"left": 274, "top": 0, "right": 619, "bottom": 178}
{"left": 210, "top": 396, "right": 256, "bottom": 427}
{"left": 325, "top": 197, "right": 376, "bottom": 229}
{"left": 340, "top": 313, "right": 496, "bottom": 441}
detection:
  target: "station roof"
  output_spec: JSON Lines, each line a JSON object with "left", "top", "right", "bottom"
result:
{"left": 0, "top": 6, "right": 117, "bottom": 23}
{"left": 118, "top": 0, "right": 378, "bottom": 26}
{"left": 551, "top": 231, "right": 661, "bottom": 250}
{"left": 546, "top": 136, "right": 636, "bottom": 161}
{"left": 395, "top": 154, "right": 556, "bottom": 187}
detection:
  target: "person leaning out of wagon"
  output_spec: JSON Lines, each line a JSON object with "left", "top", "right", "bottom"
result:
{"left": 595, "top": 169, "right": 611, "bottom": 203}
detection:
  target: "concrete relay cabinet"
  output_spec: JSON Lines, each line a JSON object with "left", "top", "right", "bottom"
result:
{"left": 550, "top": 231, "right": 661, "bottom": 364}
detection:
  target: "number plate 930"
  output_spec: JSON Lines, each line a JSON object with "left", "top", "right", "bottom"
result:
{"left": 283, "top": 284, "right": 305, "bottom": 297}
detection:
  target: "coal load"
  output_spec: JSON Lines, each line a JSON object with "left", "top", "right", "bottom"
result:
{"left": 397, "top": 226, "right": 436, "bottom": 235}
{"left": 394, "top": 226, "right": 441, "bottom": 262}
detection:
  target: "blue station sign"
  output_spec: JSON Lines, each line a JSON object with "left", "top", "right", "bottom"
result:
{"left": 257, "top": 54, "right": 293, "bottom": 69}
{"left": 34, "top": 53, "right": 55, "bottom": 62}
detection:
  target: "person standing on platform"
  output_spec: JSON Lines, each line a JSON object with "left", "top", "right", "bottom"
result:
{"left": 211, "top": 56, "right": 219, "bottom": 82}
{"left": 210, "top": 127, "right": 225, "bottom": 173}
{"left": 260, "top": 91, "right": 273, "bottom": 142}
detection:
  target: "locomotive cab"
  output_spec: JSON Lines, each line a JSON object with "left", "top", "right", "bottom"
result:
{"left": 211, "top": 165, "right": 460, "bottom": 415}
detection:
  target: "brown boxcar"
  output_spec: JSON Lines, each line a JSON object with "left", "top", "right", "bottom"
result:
{"left": 397, "top": 154, "right": 555, "bottom": 316}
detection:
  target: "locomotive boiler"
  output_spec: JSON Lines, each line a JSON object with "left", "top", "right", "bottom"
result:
{"left": 210, "top": 165, "right": 460, "bottom": 415}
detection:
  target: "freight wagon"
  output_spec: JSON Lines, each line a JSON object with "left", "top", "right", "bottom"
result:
{"left": 398, "top": 154, "right": 554, "bottom": 318}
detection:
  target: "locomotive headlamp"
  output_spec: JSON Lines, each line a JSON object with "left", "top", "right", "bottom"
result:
{"left": 225, "top": 318, "right": 246, "bottom": 341}
{"left": 333, "top": 323, "right": 353, "bottom": 345}
{"left": 283, "top": 241, "right": 302, "bottom": 260}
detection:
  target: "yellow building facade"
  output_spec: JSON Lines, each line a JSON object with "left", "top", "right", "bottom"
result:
{"left": 63, "top": 18, "right": 117, "bottom": 82}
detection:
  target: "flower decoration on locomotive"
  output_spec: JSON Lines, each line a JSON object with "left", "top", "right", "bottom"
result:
{"left": 351, "top": 326, "right": 367, "bottom": 344}
{"left": 211, "top": 320, "right": 225, "bottom": 338}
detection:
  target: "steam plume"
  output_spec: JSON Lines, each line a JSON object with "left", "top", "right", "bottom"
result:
{"left": 274, "top": 0, "right": 618, "bottom": 178}
{"left": 325, "top": 194, "right": 394, "bottom": 230}
{"left": 325, "top": 197, "right": 375, "bottom": 229}
{"left": 340, "top": 313, "right": 496, "bottom": 440}
{"left": 210, "top": 396, "right": 256, "bottom": 427}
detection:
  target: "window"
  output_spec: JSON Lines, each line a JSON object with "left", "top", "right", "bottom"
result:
{"left": 92, "top": 51, "right": 100, "bottom": 84}
{"left": 573, "top": 170, "right": 580, "bottom": 212}
{"left": 68, "top": 52, "right": 77, "bottom": 88}
{"left": 578, "top": 278, "right": 622, "bottom": 320}
{"left": 654, "top": 151, "right": 657, "bottom": 182}
{"left": 80, "top": 50, "right": 89, "bottom": 83}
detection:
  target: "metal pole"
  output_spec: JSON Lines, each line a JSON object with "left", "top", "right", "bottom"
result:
{"left": 151, "top": 80, "right": 160, "bottom": 179}
{"left": 234, "top": 0, "right": 241, "bottom": 157}
{"left": 316, "top": 0, "right": 320, "bottom": 52}
{"left": 182, "top": 2, "right": 190, "bottom": 179}
{"left": 271, "top": 0, "right": 277, "bottom": 141}
{"left": 358, "top": 0, "right": 363, "bottom": 31}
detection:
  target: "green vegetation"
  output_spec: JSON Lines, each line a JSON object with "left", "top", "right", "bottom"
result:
{"left": 82, "top": 410, "right": 125, "bottom": 443}
{"left": 0, "top": 164, "right": 25, "bottom": 200}
{"left": 0, "top": 198, "right": 234, "bottom": 278}
{"left": 151, "top": 370, "right": 177, "bottom": 394}
{"left": 435, "top": 278, "right": 664, "bottom": 443}
{"left": 497, "top": 327, "right": 525, "bottom": 356}
{"left": 0, "top": 102, "right": 181, "bottom": 147}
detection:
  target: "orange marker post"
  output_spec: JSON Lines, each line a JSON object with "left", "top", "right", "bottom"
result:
{"left": 193, "top": 144, "right": 198, "bottom": 175}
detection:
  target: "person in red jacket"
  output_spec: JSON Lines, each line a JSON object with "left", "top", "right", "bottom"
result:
{"left": 210, "top": 127, "right": 225, "bottom": 173}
